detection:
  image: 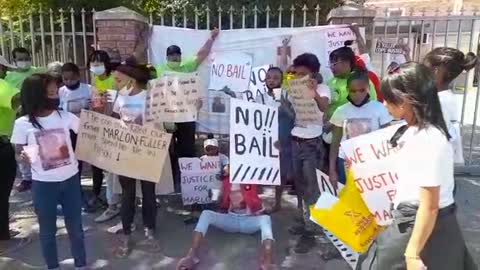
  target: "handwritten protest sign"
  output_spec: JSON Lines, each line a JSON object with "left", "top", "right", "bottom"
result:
{"left": 375, "top": 38, "right": 404, "bottom": 54}
{"left": 243, "top": 65, "right": 271, "bottom": 101}
{"left": 145, "top": 72, "right": 201, "bottom": 123}
{"left": 180, "top": 157, "right": 223, "bottom": 205}
{"left": 76, "top": 110, "right": 172, "bottom": 183}
{"left": 340, "top": 124, "right": 405, "bottom": 225}
{"left": 209, "top": 52, "right": 252, "bottom": 92}
{"left": 229, "top": 99, "right": 280, "bottom": 185}
{"left": 288, "top": 76, "right": 322, "bottom": 127}
{"left": 325, "top": 27, "right": 357, "bottom": 64}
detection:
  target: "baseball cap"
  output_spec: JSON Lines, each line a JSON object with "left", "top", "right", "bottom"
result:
{"left": 0, "top": 55, "right": 16, "bottom": 69}
{"left": 204, "top": 139, "right": 219, "bottom": 149}
{"left": 166, "top": 45, "right": 182, "bottom": 56}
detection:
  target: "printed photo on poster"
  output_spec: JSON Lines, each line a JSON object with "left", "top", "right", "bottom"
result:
{"left": 35, "top": 128, "right": 72, "bottom": 171}
{"left": 345, "top": 118, "right": 373, "bottom": 139}
{"left": 197, "top": 90, "right": 232, "bottom": 134}
{"left": 119, "top": 104, "right": 145, "bottom": 125}
{"left": 66, "top": 98, "right": 89, "bottom": 115}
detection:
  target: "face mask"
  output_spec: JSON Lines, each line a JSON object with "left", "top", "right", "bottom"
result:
{"left": 65, "top": 81, "right": 81, "bottom": 90}
{"left": 347, "top": 94, "right": 370, "bottom": 108}
{"left": 118, "top": 81, "right": 133, "bottom": 96}
{"left": 90, "top": 65, "right": 106, "bottom": 76}
{"left": 167, "top": 61, "right": 181, "bottom": 69}
{"left": 45, "top": 98, "right": 60, "bottom": 110}
{"left": 16, "top": 61, "right": 32, "bottom": 70}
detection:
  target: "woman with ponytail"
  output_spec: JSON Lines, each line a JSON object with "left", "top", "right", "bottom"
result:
{"left": 423, "top": 47, "right": 478, "bottom": 165}
{"left": 356, "top": 62, "right": 476, "bottom": 270}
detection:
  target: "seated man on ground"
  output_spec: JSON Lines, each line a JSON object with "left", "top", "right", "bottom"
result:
{"left": 177, "top": 166, "right": 275, "bottom": 270}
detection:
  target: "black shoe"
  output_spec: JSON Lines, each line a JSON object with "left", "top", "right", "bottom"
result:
{"left": 294, "top": 235, "right": 316, "bottom": 254}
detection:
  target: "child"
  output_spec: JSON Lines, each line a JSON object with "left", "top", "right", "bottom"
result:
{"left": 176, "top": 166, "right": 275, "bottom": 270}
{"left": 257, "top": 67, "right": 295, "bottom": 213}
{"left": 423, "top": 47, "right": 478, "bottom": 166}
{"left": 11, "top": 74, "right": 86, "bottom": 270}
{"left": 288, "top": 53, "right": 330, "bottom": 254}
{"left": 59, "top": 63, "right": 92, "bottom": 117}
{"left": 328, "top": 71, "right": 392, "bottom": 187}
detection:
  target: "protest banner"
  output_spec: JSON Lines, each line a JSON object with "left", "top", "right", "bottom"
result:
{"left": 288, "top": 76, "right": 323, "bottom": 127}
{"left": 339, "top": 124, "right": 405, "bottom": 225}
{"left": 76, "top": 110, "right": 172, "bottom": 183}
{"left": 229, "top": 99, "right": 280, "bottom": 185}
{"left": 180, "top": 157, "right": 223, "bottom": 205}
{"left": 208, "top": 52, "right": 253, "bottom": 92}
{"left": 375, "top": 38, "right": 404, "bottom": 54}
{"left": 145, "top": 72, "right": 202, "bottom": 123}
{"left": 314, "top": 170, "right": 357, "bottom": 269}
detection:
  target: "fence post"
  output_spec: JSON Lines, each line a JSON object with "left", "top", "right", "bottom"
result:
{"left": 94, "top": 6, "right": 149, "bottom": 63}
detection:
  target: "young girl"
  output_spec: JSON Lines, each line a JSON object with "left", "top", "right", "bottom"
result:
{"left": 89, "top": 50, "right": 114, "bottom": 94}
{"left": 11, "top": 74, "right": 86, "bottom": 270}
{"left": 177, "top": 166, "right": 275, "bottom": 270}
{"left": 110, "top": 62, "right": 159, "bottom": 257}
{"left": 329, "top": 71, "right": 392, "bottom": 186}
{"left": 356, "top": 63, "right": 476, "bottom": 270}
{"left": 423, "top": 47, "right": 478, "bottom": 165}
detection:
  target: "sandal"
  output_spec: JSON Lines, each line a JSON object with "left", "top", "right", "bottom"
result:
{"left": 176, "top": 255, "right": 200, "bottom": 270}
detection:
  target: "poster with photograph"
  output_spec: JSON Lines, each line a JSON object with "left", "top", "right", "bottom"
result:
{"left": 344, "top": 118, "right": 373, "bottom": 139}
{"left": 35, "top": 128, "right": 72, "bottom": 171}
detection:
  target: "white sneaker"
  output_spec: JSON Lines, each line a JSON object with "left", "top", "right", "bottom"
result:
{"left": 107, "top": 222, "right": 136, "bottom": 234}
{"left": 95, "top": 207, "right": 120, "bottom": 223}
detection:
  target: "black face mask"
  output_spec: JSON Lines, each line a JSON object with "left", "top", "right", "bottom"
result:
{"left": 45, "top": 98, "right": 60, "bottom": 110}
{"left": 347, "top": 94, "right": 370, "bottom": 108}
{"left": 66, "top": 81, "right": 81, "bottom": 90}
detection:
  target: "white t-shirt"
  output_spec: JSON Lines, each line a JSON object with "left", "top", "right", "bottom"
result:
{"left": 59, "top": 83, "right": 92, "bottom": 116}
{"left": 394, "top": 126, "right": 455, "bottom": 209}
{"left": 113, "top": 91, "right": 147, "bottom": 125}
{"left": 438, "top": 90, "right": 464, "bottom": 164}
{"left": 291, "top": 84, "right": 331, "bottom": 139}
{"left": 10, "top": 111, "right": 80, "bottom": 182}
{"left": 330, "top": 100, "right": 393, "bottom": 141}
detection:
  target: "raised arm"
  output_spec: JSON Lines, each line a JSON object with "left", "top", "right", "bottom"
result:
{"left": 278, "top": 36, "right": 292, "bottom": 71}
{"left": 196, "top": 28, "right": 220, "bottom": 66}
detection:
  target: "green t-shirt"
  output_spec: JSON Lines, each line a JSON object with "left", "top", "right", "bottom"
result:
{"left": 94, "top": 75, "right": 115, "bottom": 94}
{"left": 155, "top": 58, "right": 199, "bottom": 77}
{"left": 5, "top": 67, "right": 42, "bottom": 89}
{"left": 327, "top": 76, "right": 377, "bottom": 119}
{"left": 0, "top": 79, "right": 20, "bottom": 137}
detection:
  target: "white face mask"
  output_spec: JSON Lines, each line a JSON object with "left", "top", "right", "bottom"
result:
{"left": 167, "top": 61, "right": 181, "bottom": 69}
{"left": 16, "top": 61, "right": 32, "bottom": 70}
{"left": 90, "top": 65, "right": 106, "bottom": 76}
{"left": 118, "top": 81, "right": 133, "bottom": 96}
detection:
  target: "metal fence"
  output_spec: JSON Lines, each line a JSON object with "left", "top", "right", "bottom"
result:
{"left": 2, "top": 5, "right": 480, "bottom": 172}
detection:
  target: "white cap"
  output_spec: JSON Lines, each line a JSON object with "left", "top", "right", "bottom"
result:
{"left": 0, "top": 55, "right": 16, "bottom": 69}
{"left": 204, "top": 139, "right": 219, "bottom": 149}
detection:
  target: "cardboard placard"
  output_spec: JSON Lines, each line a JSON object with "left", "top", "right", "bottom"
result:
{"left": 76, "top": 110, "right": 172, "bottom": 183}
{"left": 209, "top": 52, "right": 253, "bottom": 92}
{"left": 375, "top": 38, "right": 404, "bottom": 54}
{"left": 288, "top": 76, "right": 322, "bottom": 127}
{"left": 180, "top": 157, "right": 223, "bottom": 205}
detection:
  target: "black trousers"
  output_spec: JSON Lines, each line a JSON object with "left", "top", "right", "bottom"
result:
{"left": 0, "top": 141, "right": 17, "bottom": 240}
{"left": 171, "top": 122, "right": 196, "bottom": 192}
{"left": 119, "top": 176, "right": 156, "bottom": 235}
{"left": 356, "top": 203, "right": 477, "bottom": 270}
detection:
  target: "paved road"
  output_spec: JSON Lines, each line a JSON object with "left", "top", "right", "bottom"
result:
{"left": 1, "top": 176, "right": 478, "bottom": 270}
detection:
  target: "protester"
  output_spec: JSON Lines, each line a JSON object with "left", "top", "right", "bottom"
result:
{"left": 287, "top": 53, "right": 330, "bottom": 253}
{"left": 7, "top": 48, "right": 41, "bottom": 192}
{"left": 255, "top": 66, "right": 295, "bottom": 213}
{"left": 87, "top": 50, "right": 115, "bottom": 212}
{"left": 5, "top": 47, "right": 40, "bottom": 89}
{"left": 0, "top": 56, "right": 19, "bottom": 243}
{"left": 59, "top": 63, "right": 93, "bottom": 181}
{"left": 202, "top": 138, "right": 229, "bottom": 168}
{"left": 423, "top": 47, "right": 478, "bottom": 166}
{"left": 110, "top": 62, "right": 159, "bottom": 257}
{"left": 356, "top": 62, "right": 477, "bottom": 270}
{"left": 11, "top": 73, "right": 86, "bottom": 270}
{"left": 328, "top": 71, "right": 392, "bottom": 186}
{"left": 156, "top": 28, "right": 219, "bottom": 192}
{"left": 176, "top": 166, "right": 275, "bottom": 270}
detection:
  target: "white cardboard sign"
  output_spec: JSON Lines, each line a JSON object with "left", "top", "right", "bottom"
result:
{"left": 208, "top": 52, "right": 253, "bottom": 92}
{"left": 179, "top": 157, "right": 223, "bottom": 205}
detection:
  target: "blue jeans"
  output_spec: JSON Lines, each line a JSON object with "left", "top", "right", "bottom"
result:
{"left": 337, "top": 158, "right": 346, "bottom": 185}
{"left": 32, "top": 174, "right": 86, "bottom": 269}
{"left": 194, "top": 210, "right": 274, "bottom": 242}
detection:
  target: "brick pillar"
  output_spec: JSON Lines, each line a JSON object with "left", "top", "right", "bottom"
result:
{"left": 94, "top": 6, "right": 149, "bottom": 63}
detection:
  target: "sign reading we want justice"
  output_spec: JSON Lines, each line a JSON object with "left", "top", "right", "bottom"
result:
{"left": 76, "top": 110, "right": 172, "bottom": 183}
